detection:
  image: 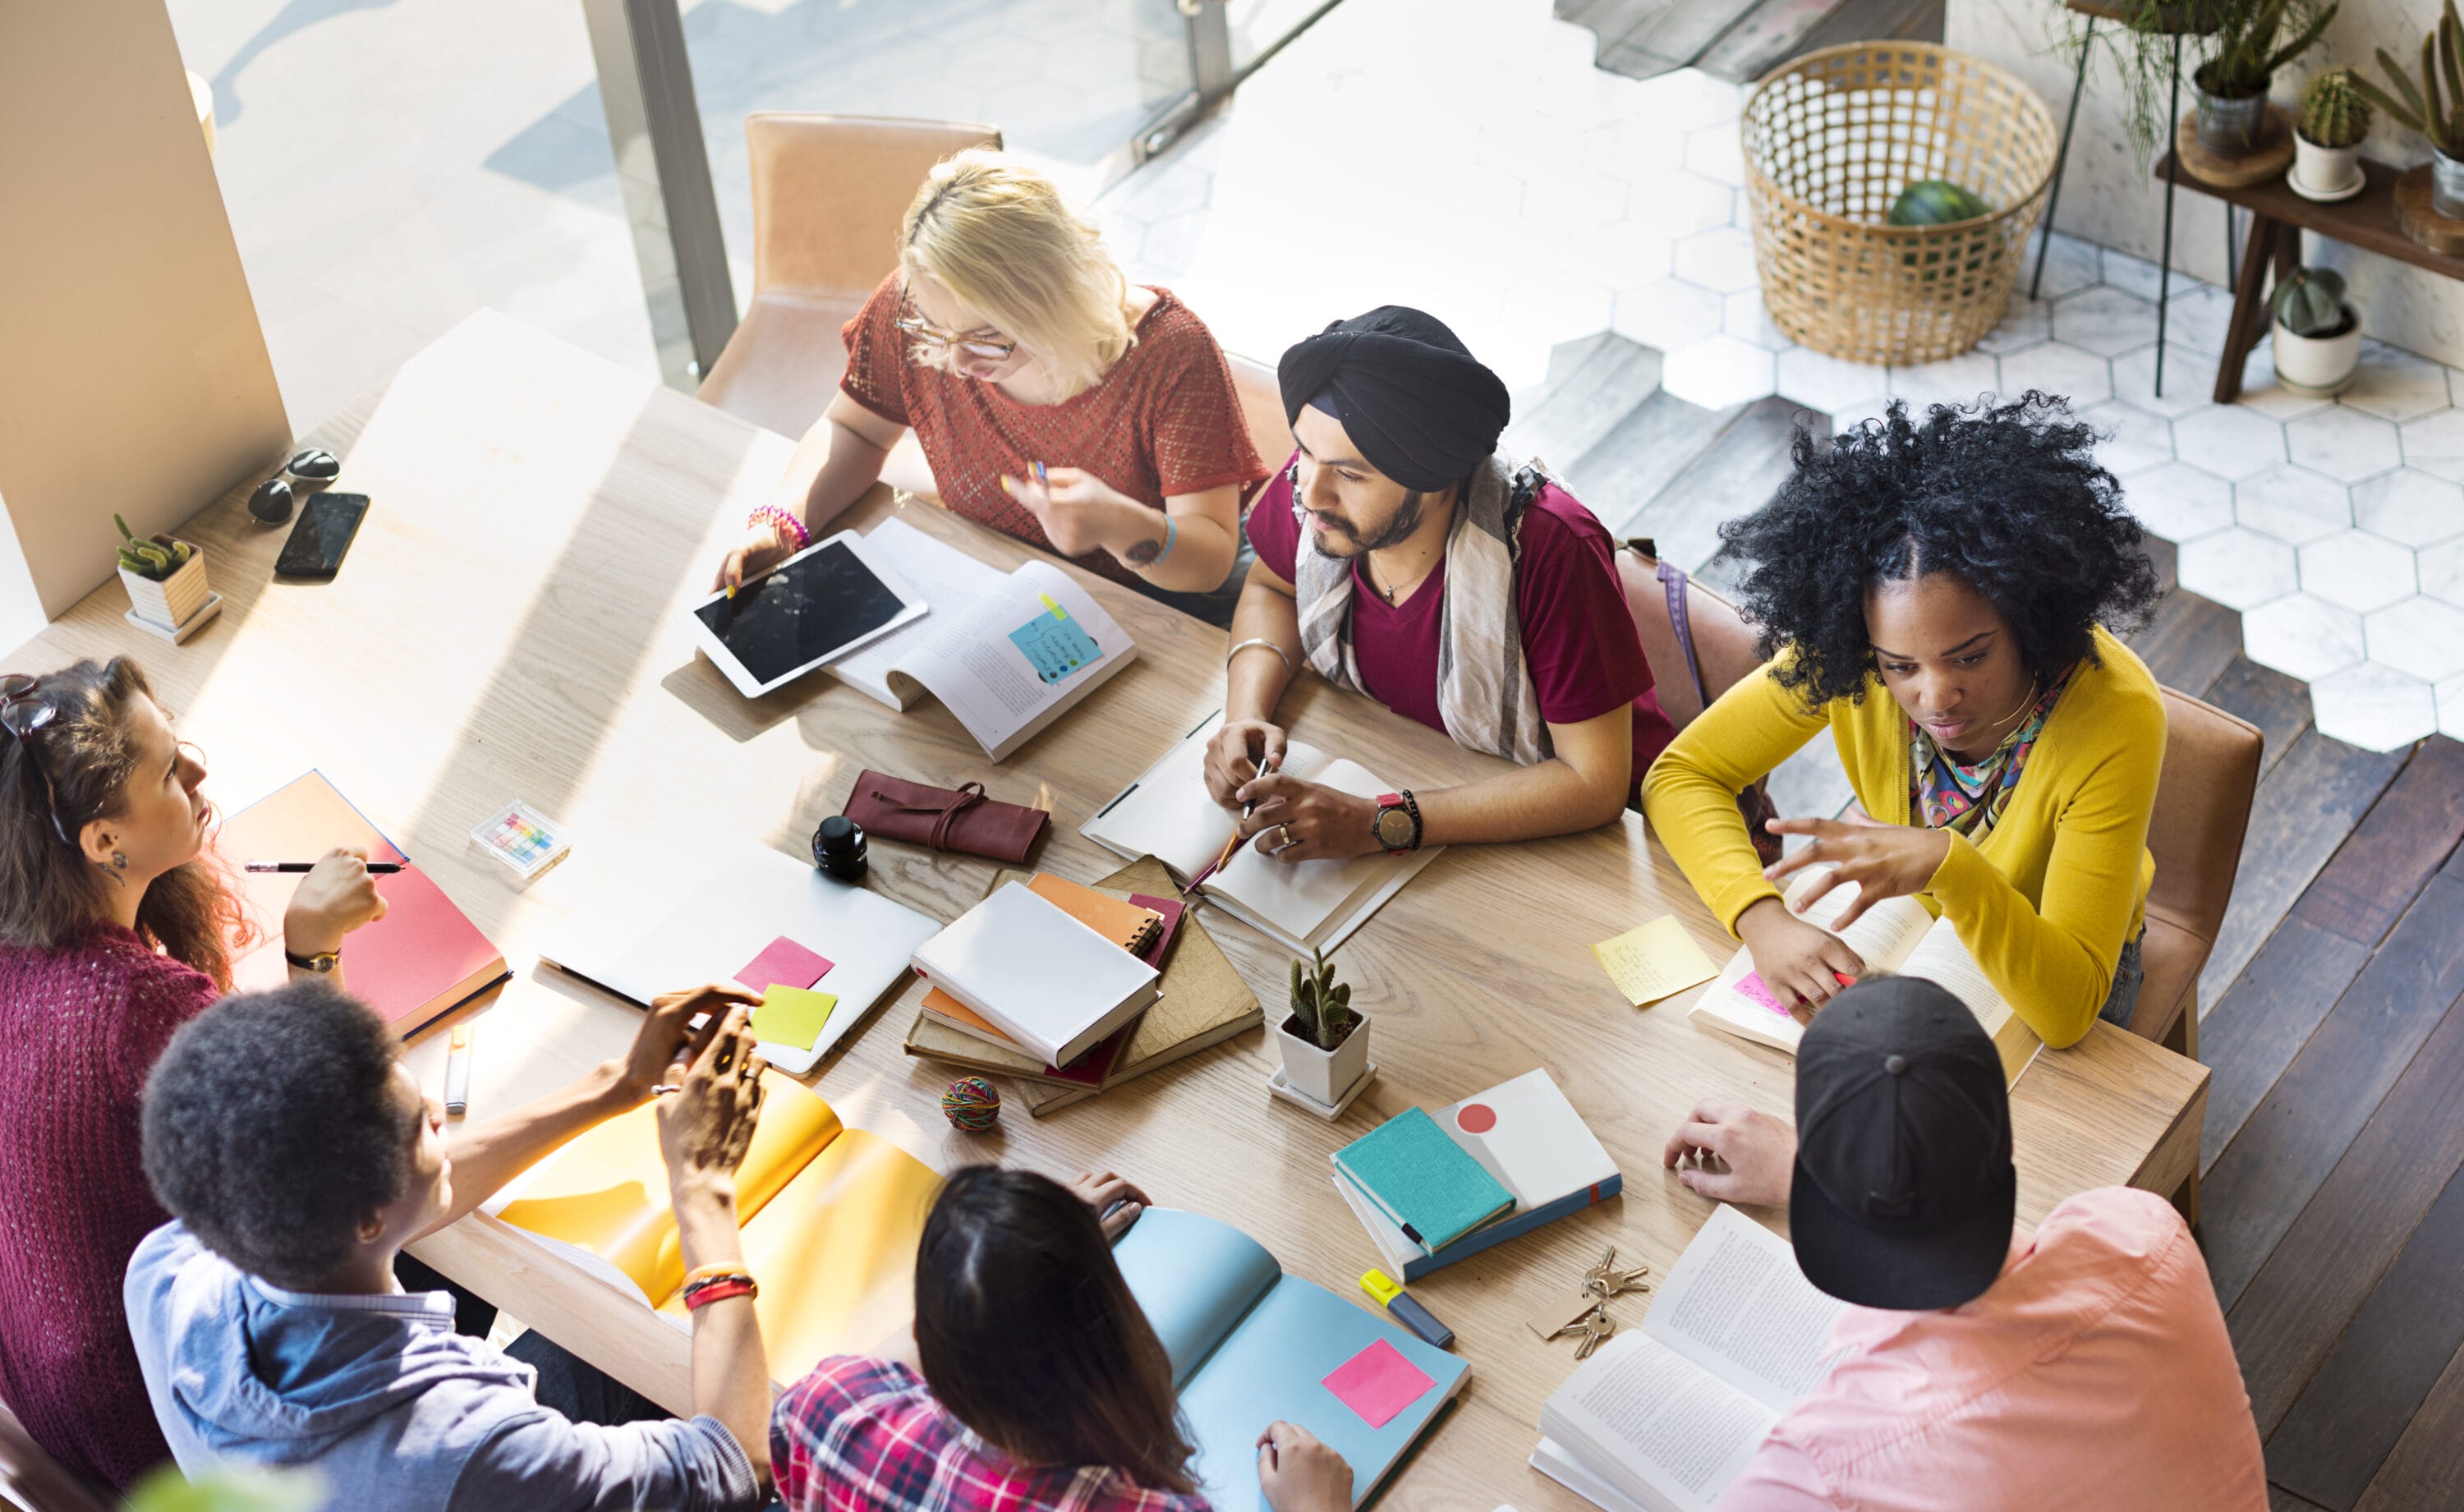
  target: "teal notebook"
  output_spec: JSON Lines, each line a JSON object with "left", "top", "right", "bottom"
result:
{"left": 1332, "top": 1106, "right": 1515, "bottom": 1254}
{"left": 1113, "top": 1209, "right": 1469, "bottom": 1510}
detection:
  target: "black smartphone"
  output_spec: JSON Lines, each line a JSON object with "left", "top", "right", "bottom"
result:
{"left": 274, "top": 492, "right": 370, "bottom": 580}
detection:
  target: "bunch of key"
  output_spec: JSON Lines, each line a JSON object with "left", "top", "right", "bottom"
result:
{"left": 1532, "top": 1243, "right": 1651, "bottom": 1359}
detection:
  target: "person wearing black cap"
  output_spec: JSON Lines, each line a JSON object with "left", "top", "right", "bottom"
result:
{"left": 1662, "top": 977, "right": 2264, "bottom": 1510}
{"left": 1201, "top": 306, "right": 1676, "bottom": 861}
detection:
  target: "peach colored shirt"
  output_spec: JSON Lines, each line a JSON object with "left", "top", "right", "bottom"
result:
{"left": 1717, "top": 1188, "right": 2266, "bottom": 1512}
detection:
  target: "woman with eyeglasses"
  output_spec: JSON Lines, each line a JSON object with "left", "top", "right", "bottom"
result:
{"left": 712, "top": 149, "right": 1269, "bottom": 625}
{"left": 0, "top": 658, "right": 385, "bottom": 1490}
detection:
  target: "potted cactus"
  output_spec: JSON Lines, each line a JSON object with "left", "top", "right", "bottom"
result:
{"left": 2191, "top": 0, "right": 2339, "bottom": 156}
{"left": 1272, "top": 947, "right": 1370, "bottom": 1109}
{"left": 2270, "top": 267, "right": 2361, "bottom": 393}
{"left": 2353, "top": 0, "right": 2464, "bottom": 217}
{"left": 2292, "top": 69, "right": 2370, "bottom": 200}
{"left": 115, "top": 513, "right": 212, "bottom": 634}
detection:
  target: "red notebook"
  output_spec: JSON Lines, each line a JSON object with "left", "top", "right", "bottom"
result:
{"left": 222, "top": 772, "right": 508, "bottom": 1036}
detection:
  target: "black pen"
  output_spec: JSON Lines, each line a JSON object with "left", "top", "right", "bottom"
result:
{"left": 246, "top": 860, "right": 402, "bottom": 873}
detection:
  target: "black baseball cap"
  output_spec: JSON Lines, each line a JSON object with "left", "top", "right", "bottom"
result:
{"left": 1789, "top": 977, "right": 2016, "bottom": 1311}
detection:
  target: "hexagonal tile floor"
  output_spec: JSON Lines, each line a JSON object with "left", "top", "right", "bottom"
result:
{"left": 1087, "top": 0, "right": 2464, "bottom": 751}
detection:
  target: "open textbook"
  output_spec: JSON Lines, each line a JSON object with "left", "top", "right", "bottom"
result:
{"left": 827, "top": 517, "right": 1137, "bottom": 761}
{"left": 1082, "top": 712, "right": 1444, "bottom": 954}
{"left": 1533, "top": 1205, "right": 1847, "bottom": 1512}
{"left": 1689, "top": 866, "right": 2042, "bottom": 1085}
{"left": 1112, "top": 1208, "right": 1468, "bottom": 1510}
{"left": 481, "top": 1083, "right": 940, "bottom": 1380}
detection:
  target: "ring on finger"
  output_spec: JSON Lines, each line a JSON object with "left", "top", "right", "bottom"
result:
{"left": 1272, "top": 822, "right": 1297, "bottom": 853}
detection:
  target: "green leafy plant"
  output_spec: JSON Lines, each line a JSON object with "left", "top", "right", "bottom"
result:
{"left": 2352, "top": 0, "right": 2464, "bottom": 157}
{"left": 2298, "top": 67, "right": 2371, "bottom": 146}
{"left": 2195, "top": 0, "right": 2338, "bottom": 99}
{"left": 1285, "top": 947, "right": 1358, "bottom": 1051}
{"left": 123, "top": 1463, "right": 324, "bottom": 1512}
{"left": 114, "top": 513, "right": 194, "bottom": 581}
{"left": 2269, "top": 266, "right": 2351, "bottom": 335}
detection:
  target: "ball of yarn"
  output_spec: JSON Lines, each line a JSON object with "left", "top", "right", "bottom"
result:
{"left": 940, "top": 1077, "right": 1001, "bottom": 1132}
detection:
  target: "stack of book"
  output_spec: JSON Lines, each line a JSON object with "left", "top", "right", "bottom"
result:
{"left": 1332, "top": 1069, "right": 1622, "bottom": 1280}
{"left": 904, "top": 857, "right": 1260, "bottom": 1114}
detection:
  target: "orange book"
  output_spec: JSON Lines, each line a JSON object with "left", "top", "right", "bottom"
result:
{"left": 222, "top": 772, "right": 508, "bottom": 1036}
{"left": 917, "top": 871, "right": 1163, "bottom": 1073}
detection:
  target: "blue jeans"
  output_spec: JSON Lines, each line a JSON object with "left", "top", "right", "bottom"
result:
{"left": 1129, "top": 537, "right": 1255, "bottom": 628}
{"left": 2099, "top": 931, "right": 2146, "bottom": 1028}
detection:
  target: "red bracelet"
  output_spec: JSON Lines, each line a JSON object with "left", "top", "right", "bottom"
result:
{"left": 748, "top": 504, "right": 811, "bottom": 552}
{"left": 682, "top": 1275, "right": 758, "bottom": 1311}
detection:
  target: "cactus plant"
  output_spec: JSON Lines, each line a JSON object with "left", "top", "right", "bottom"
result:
{"left": 114, "top": 512, "right": 193, "bottom": 581}
{"left": 2299, "top": 67, "right": 2372, "bottom": 147}
{"left": 2270, "top": 267, "right": 2351, "bottom": 337}
{"left": 1285, "top": 947, "right": 1358, "bottom": 1051}
{"left": 2353, "top": 0, "right": 2464, "bottom": 156}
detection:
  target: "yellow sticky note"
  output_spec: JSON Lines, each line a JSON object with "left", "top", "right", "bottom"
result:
{"left": 753, "top": 985, "right": 839, "bottom": 1051}
{"left": 1591, "top": 916, "right": 1719, "bottom": 1007}
{"left": 1038, "top": 592, "right": 1069, "bottom": 620}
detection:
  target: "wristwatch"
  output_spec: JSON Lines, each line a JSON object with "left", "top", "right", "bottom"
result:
{"left": 1373, "top": 790, "right": 1422, "bottom": 854}
{"left": 283, "top": 947, "right": 341, "bottom": 974}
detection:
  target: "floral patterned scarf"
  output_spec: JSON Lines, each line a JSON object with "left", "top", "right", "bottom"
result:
{"left": 1910, "top": 663, "right": 2079, "bottom": 838}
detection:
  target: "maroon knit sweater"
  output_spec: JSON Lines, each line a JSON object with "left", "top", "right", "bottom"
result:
{"left": 0, "top": 921, "right": 218, "bottom": 1490}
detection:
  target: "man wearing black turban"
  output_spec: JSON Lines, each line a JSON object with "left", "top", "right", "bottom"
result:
{"left": 1201, "top": 306, "right": 1676, "bottom": 866}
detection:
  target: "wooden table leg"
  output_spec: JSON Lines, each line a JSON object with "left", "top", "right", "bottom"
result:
{"left": 2215, "top": 212, "right": 2282, "bottom": 403}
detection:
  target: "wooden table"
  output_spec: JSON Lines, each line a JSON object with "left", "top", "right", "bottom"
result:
{"left": 2152, "top": 154, "right": 2464, "bottom": 402}
{"left": 11, "top": 310, "right": 2209, "bottom": 1510}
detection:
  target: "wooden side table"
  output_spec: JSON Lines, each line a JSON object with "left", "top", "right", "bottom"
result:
{"left": 2154, "top": 154, "right": 2464, "bottom": 402}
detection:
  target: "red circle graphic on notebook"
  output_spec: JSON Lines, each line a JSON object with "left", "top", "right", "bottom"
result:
{"left": 1455, "top": 1103, "right": 1496, "bottom": 1134}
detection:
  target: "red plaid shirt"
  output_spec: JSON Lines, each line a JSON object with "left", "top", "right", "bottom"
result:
{"left": 773, "top": 1356, "right": 1214, "bottom": 1512}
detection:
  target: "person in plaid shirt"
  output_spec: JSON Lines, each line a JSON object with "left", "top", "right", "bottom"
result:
{"left": 771, "top": 1166, "right": 1353, "bottom": 1512}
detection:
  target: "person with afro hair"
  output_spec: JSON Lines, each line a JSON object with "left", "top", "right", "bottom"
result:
{"left": 1642, "top": 393, "right": 2165, "bottom": 1049}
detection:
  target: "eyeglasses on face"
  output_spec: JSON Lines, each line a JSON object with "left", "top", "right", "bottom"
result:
{"left": 894, "top": 296, "right": 1018, "bottom": 361}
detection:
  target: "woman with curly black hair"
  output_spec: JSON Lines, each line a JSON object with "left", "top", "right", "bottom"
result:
{"left": 1642, "top": 394, "right": 2164, "bottom": 1049}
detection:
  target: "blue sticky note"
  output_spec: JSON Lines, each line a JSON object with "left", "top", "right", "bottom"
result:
{"left": 1007, "top": 609, "right": 1102, "bottom": 685}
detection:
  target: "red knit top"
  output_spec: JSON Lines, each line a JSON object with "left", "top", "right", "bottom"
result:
{"left": 0, "top": 921, "right": 218, "bottom": 1490}
{"left": 839, "top": 276, "right": 1267, "bottom": 588}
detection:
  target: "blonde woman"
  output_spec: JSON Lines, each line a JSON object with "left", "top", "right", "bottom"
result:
{"left": 715, "top": 150, "right": 1266, "bottom": 624}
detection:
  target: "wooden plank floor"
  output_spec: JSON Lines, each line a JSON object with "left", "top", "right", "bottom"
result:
{"left": 1535, "top": 345, "right": 2464, "bottom": 1500}
{"left": 1556, "top": 0, "right": 1944, "bottom": 81}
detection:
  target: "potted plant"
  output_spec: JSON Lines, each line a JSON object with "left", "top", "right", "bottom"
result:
{"left": 1272, "top": 947, "right": 1369, "bottom": 1108}
{"left": 2354, "top": 1, "right": 2464, "bottom": 218}
{"left": 2192, "top": 0, "right": 2338, "bottom": 154}
{"left": 114, "top": 513, "right": 211, "bottom": 633}
{"left": 2270, "top": 266, "right": 2362, "bottom": 393}
{"left": 2292, "top": 67, "right": 2370, "bottom": 199}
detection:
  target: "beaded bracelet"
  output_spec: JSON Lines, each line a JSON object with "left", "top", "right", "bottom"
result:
{"left": 748, "top": 504, "right": 811, "bottom": 552}
{"left": 681, "top": 1261, "right": 747, "bottom": 1289}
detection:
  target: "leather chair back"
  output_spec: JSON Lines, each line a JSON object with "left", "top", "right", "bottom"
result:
{"left": 2129, "top": 687, "right": 2262, "bottom": 1046}
{"left": 1615, "top": 542, "right": 1764, "bottom": 729}
{"left": 0, "top": 1399, "right": 110, "bottom": 1512}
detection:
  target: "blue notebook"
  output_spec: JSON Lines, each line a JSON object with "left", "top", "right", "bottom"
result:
{"left": 1331, "top": 1106, "right": 1515, "bottom": 1253}
{"left": 1113, "top": 1209, "right": 1469, "bottom": 1510}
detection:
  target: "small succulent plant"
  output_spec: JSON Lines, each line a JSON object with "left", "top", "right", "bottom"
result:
{"left": 2354, "top": 0, "right": 2464, "bottom": 156}
{"left": 2270, "top": 266, "right": 2351, "bottom": 337}
{"left": 2299, "top": 67, "right": 2371, "bottom": 148}
{"left": 115, "top": 513, "right": 194, "bottom": 581}
{"left": 1286, "top": 947, "right": 1358, "bottom": 1051}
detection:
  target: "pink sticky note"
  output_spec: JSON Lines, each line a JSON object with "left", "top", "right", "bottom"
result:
{"left": 1322, "top": 1339, "right": 1435, "bottom": 1430}
{"left": 1738, "top": 969, "right": 1854, "bottom": 1015}
{"left": 733, "top": 937, "right": 833, "bottom": 993}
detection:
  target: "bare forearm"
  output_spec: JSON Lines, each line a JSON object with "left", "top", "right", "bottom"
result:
{"left": 1416, "top": 760, "right": 1628, "bottom": 846}
{"left": 418, "top": 1063, "right": 630, "bottom": 1234}
{"left": 1226, "top": 575, "right": 1299, "bottom": 721}
{"left": 675, "top": 1183, "right": 772, "bottom": 1487}
{"left": 1108, "top": 501, "right": 1235, "bottom": 591}
{"left": 790, "top": 419, "right": 892, "bottom": 534}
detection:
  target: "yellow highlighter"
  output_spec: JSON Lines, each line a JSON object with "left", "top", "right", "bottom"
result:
{"left": 1362, "top": 1268, "right": 1454, "bottom": 1349}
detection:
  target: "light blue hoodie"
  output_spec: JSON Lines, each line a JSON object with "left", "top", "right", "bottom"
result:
{"left": 125, "top": 1222, "right": 761, "bottom": 1511}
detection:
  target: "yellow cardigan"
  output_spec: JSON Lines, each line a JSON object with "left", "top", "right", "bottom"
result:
{"left": 1641, "top": 626, "right": 2163, "bottom": 1049}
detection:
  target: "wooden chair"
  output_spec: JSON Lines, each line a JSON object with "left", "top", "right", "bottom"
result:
{"left": 696, "top": 113, "right": 1000, "bottom": 446}
{"left": 1230, "top": 353, "right": 1294, "bottom": 478}
{"left": 1614, "top": 540, "right": 1764, "bottom": 730}
{"left": 0, "top": 1399, "right": 111, "bottom": 1512}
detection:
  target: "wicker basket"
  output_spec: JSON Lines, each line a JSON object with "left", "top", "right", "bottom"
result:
{"left": 1743, "top": 42, "right": 2058, "bottom": 367}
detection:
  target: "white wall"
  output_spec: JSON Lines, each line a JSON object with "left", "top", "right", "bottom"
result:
{"left": 1949, "top": 0, "right": 2464, "bottom": 367}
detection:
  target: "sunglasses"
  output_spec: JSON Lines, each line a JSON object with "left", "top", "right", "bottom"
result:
{"left": 1, "top": 675, "right": 69, "bottom": 846}
{"left": 894, "top": 296, "right": 1018, "bottom": 362}
{"left": 248, "top": 448, "right": 342, "bottom": 526}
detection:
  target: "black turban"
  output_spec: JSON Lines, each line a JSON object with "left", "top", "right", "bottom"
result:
{"left": 1277, "top": 306, "right": 1512, "bottom": 492}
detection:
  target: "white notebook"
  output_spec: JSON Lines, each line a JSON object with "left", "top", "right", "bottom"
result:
{"left": 910, "top": 880, "right": 1163, "bottom": 1067}
{"left": 830, "top": 518, "right": 1138, "bottom": 761}
{"left": 1082, "top": 712, "right": 1443, "bottom": 955}
{"left": 1533, "top": 1205, "right": 1847, "bottom": 1512}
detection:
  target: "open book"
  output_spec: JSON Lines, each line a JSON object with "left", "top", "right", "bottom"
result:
{"left": 481, "top": 1082, "right": 940, "bottom": 1379}
{"left": 1689, "top": 866, "right": 2042, "bottom": 1086}
{"left": 1082, "top": 712, "right": 1444, "bottom": 954}
{"left": 1113, "top": 1209, "right": 1469, "bottom": 1510}
{"left": 1533, "top": 1205, "right": 1846, "bottom": 1512}
{"left": 829, "top": 517, "right": 1137, "bottom": 761}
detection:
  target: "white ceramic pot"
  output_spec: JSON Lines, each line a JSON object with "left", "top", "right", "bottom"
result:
{"left": 2288, "top": 133, "right": 2364, "bottom": 201}
{"left": 2271, "top": 307, "right": 2363, "bottom": 395}
{"left": 1272, "top": 1009, "right": 1371, "bottom": 1108}
{"left": 120, "top": 542, "right": 210, "bottom": 632}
